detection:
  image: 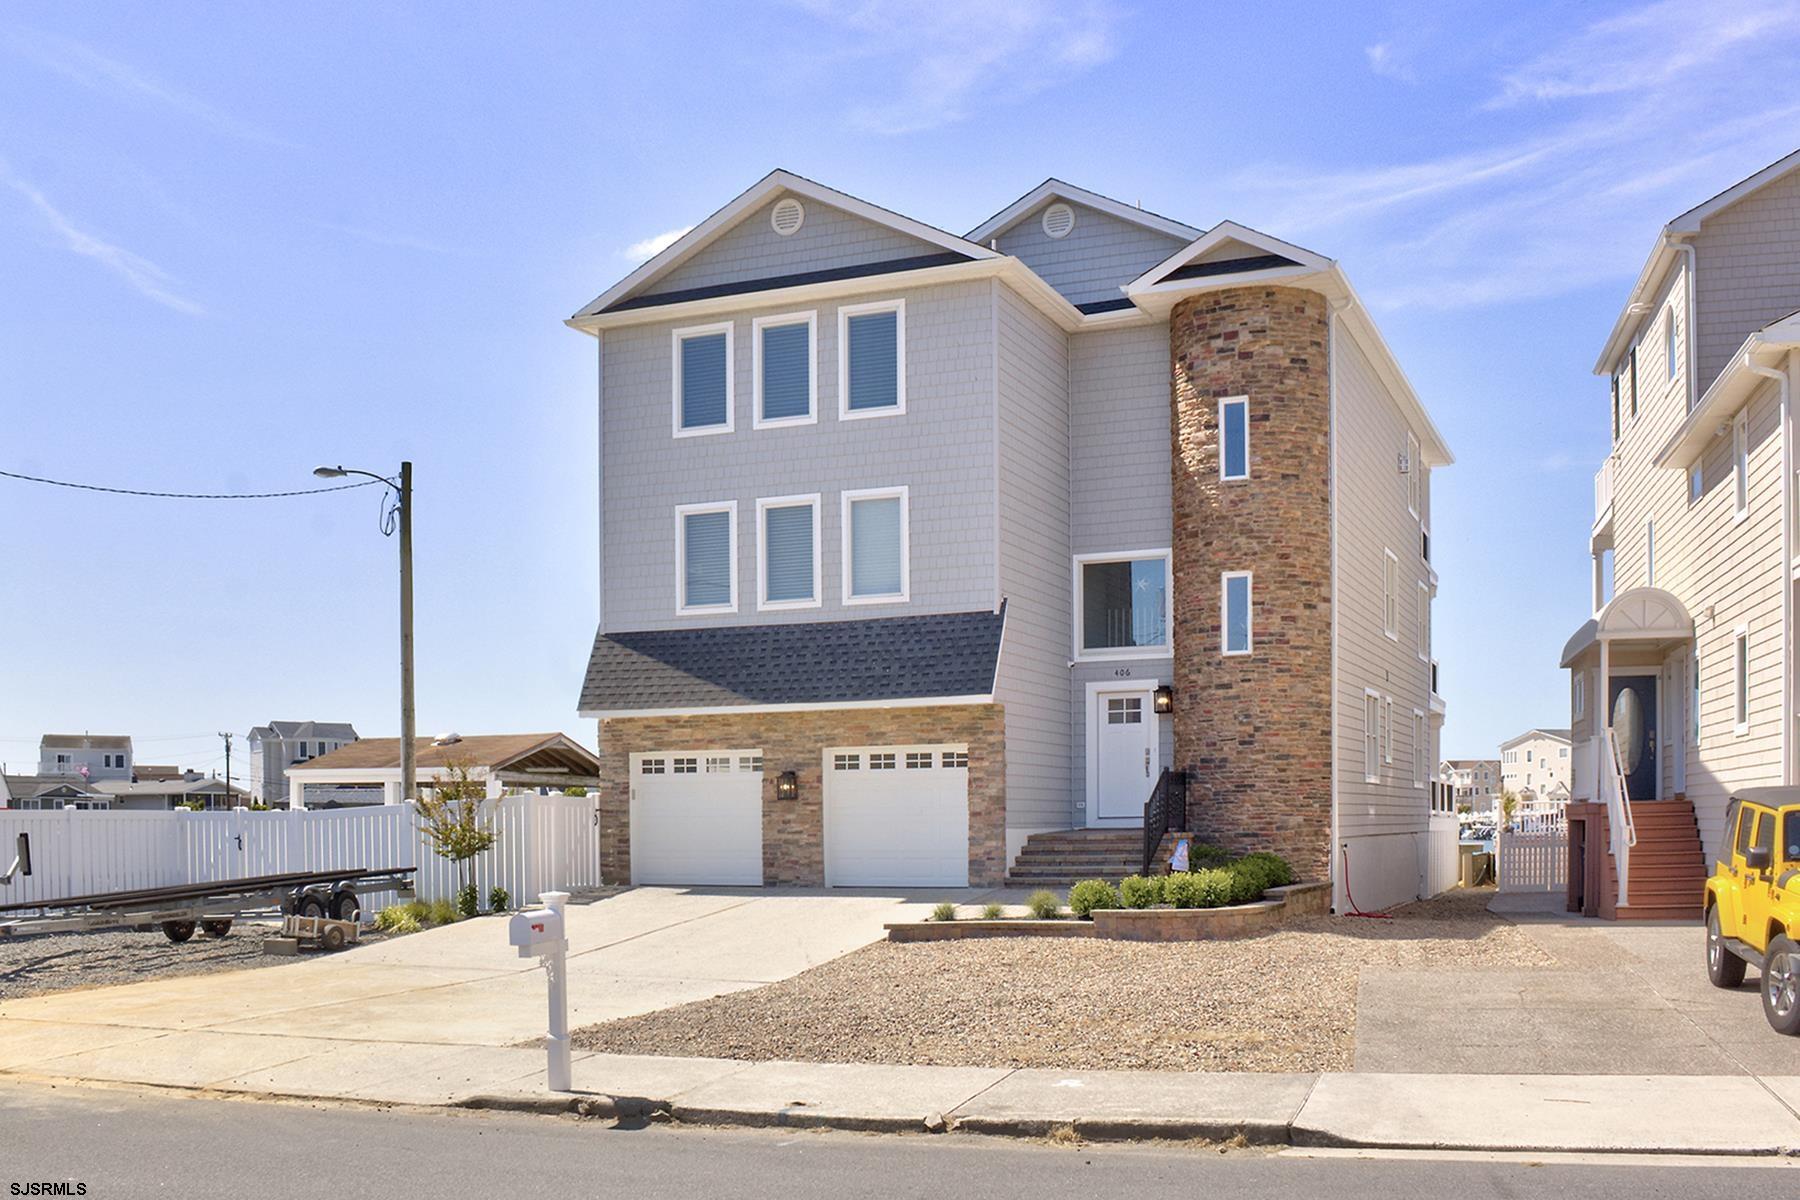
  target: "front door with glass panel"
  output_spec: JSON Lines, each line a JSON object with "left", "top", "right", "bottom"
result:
{"left": 1608, "top": 675, "right": 1658, "bottom": 802}
{"left": 1091, "top": 686, "right": 1156, "bottom": 824}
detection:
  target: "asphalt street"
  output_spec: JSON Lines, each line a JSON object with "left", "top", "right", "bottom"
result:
{"left": 0, "top": 1080, "right": 1792, "bottom": 1199}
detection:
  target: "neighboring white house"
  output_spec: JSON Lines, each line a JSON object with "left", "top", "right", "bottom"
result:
{"left": 1499, "top": 729, "right": 1571, "bottom": 801}
{"left": 247, "top": 721, "right": 360, "bottom": 807}
{"left": 93, "top": 775, "right": 251, "bottom": 811}
{"left": 284, "top": 732, "right": 602, "bottom": 808}
{"left": 1441, "top": 758, "right": 1501, "bottom": 812}
{"left": 38, "top": 733, "right": 132, "bottom": 782}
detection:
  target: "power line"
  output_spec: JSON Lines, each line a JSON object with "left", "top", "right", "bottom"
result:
{"left": 0, "top": 469, "right": 382, "bottom": 500}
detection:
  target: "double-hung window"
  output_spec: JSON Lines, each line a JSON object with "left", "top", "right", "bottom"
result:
{"left": 1221, "top": 571, "right": 1252, "bottom": 656}
{"left": 753, "top": 312, "right": 816, "bottom": 428}
{"left": 1219, "top": 396, "right": 1249, "bottom": 481}
{"left": 1416, "top": 581, "right": 1430, "bottom": 661}
{"left": 1363, "top": 690, "right": 1381, "bottom": 782}
{"left": 1074, "top": 551, "right": 1171, "bottom": 658}
{"left": 839, "top": 300, "right": 904, "bottom": 418}
{"left": 757, "top": 494, "right": 821, "bottom": 610}
{"left": 676, "top": 501, "right": 737, "bottom": 614}
{"left": 673, "top": 323, "right": 733, "bottom": 436}
{"left": 842, "top": 487, "right": 909, "bottom": 603}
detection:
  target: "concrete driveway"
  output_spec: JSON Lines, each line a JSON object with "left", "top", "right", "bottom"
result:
{"left": 0, "top": 886, "right": 964, "bottom": 1100}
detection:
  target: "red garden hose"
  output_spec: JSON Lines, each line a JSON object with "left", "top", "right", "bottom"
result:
{"left": 1339, "top": 844, "right": 1392, "bottom": 919}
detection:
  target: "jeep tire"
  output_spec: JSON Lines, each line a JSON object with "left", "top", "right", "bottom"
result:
{"left": 1708, "top": 907, "right": 1746, "bottom": 988}
{"left": 1763, "top": 934, "right": 1800, "bottom": 1036}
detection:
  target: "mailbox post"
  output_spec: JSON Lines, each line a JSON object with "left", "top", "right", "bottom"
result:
{"left": 508, "top": 890, "right": 572, "bottom": 1091}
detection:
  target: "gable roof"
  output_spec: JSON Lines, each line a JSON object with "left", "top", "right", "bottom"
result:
{"left": 249, "top": 721, "right": 359, "bottom": 742}
{"left": 2, "top": 774, "right": 101, "bottom": 803}
{"left": 288, "top": 732, "right": 599, "bottom": 777}
{"left": 1499, "top": 728, "right": 1572, "bottom": 749}
{"left": 571, "top": 169, "right": 998, "bottom": 322}
{"left": 579, "top": 607, "right": 1005, "bottom": 718}
{"left": 965, "top": 178, "right": 1203, "bottom": 245}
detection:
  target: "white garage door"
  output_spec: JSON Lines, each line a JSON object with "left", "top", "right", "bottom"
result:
{"left": 629, "top": 750, "right": 763, "bottom": 885}
{"left": 824, "top": 744, "right": 969, "bottom": 887}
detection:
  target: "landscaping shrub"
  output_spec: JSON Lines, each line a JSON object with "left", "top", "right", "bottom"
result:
{"left": 1187, "top": 842, "right": 1234, "bottom": 868}
{"left": 374, "top": 903, "right": 425, "bottom": 934}
{"left": 1237, "top": 851, "right": 1294, "bottom": 888}
{"left": 1119, "top": 874, "right": 1164, "bottom": 909}
{"left": 1162, "top": 872, "right": 1206, "bottom": 908}
{"left": 981, "top": 902, "right": 1004, "bottom": 920}
{"left": 1222, "top": 862, "right": 1265, "bottom": 904}
{"left": 1191, "top": 868, "right": 1238, "bottom": 908}
{"left": 1067, "top": 879, "right": 1121, "bottom": 919}
{"left": 930, "top": 902, "right": 958, "bottom": 922}
{"left": 455, "top": 884, "right": 480, "bottom": 919}
{"left": 1026, "top": 889, "right": 1062, "bottom": 919}
{"left": 426, "top": 898, "right": 459, "bottom": 926}
{"left": 488, "top": 886, "right": 511, "bottom": 913}
{"left": 1219, "top": 852, "right": 1296, "bottom": 904}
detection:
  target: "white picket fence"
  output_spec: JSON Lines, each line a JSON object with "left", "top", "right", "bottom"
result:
{"left": 0, "top": 794, "right": 601, "bottom": 917}
{"left": 1497, "top": 831, "right": 1569, "bottom": 893}
{"left": 1425, "top": 811, "right": 1461, "bottom": 896}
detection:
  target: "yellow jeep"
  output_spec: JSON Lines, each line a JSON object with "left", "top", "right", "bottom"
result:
{"left": 1705, "top": 788, "right": 1800, "bottom": 1035}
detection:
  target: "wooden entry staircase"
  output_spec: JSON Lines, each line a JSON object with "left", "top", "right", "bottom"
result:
{"left": 1575, "top": 798, "right": 1708, "bottom": 920}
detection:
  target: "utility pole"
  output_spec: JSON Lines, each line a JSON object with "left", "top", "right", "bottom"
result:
{"left": 218, "top": 731, "right": 233, "bottom": 806}
{"left": 399, "top": 460, "right": 415, "bottom": 808}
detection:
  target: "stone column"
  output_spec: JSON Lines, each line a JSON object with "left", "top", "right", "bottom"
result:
{"left": 1168, "top": 286, "right": 1334, "bottom": 883}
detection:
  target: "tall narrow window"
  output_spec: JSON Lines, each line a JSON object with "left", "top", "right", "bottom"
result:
{"left": 1219, "top": 396, "right": 1249, "bottom": 481}
{"left": 839, "top": 300, "right": 904, "bottom": 418}
{"left": 1645, "top": 519, "right": 1655, "bottom": 587}
{"left": 1406, "top": 432, "right": 1421, "bottom": 516}
{"left": 673, "top": 323, "right": 733, "bottom": 436}
{"left": 1690, "top": 649, "right": 1701, "bottom": 744}
{"left": 1076, "top": 552, "right": 1170, "bottom": 655}
{"left": 843, "top": 487, "right": 909, "bottom": 603}
{"left": 1666, "top": 307, "right": 1678, "bottom": 382}
{"left": 1364, "top": 691, "right": 1381, "bottom": 782}
{"left": 1383, "top": 697, "right": 1394, "bottom": 764}
{"left": 1734, "top": 410, "right": 1749, "bottom": 519}
{"left": 1413, "top": 710, "right": 1426, "bottom": 788}
{"left": 1628, "top": 344, "right": 1638, "bottom": 419}
{"left": 1574, "top": 670, "right": 1585, "bottom": 719}
{"left": 1689, "top": 463, "right": 1702, "bottom": 505}
{"left": 753, "top": 312, "right": 815, "bottom": 427}
{"left": 757, "top": 494, "right": 820, "bottom": 609}
{"left": 1416, "top": 581, "right": 1430, "bottom": 661}
{"left": 1221, "top": 571, "right": 1252, "bottom": 656}
{"left": 1734, "top": 625, "right": 1750, "bottom": 733}
{"left": 1611, "top": 375, "right": 1620, "bottom": 442}
{"left": 676, "top": 501, "right": 736, "bottom": 613}
{"left": 1382, "top": 549, "right": 1399, "bottom": 640}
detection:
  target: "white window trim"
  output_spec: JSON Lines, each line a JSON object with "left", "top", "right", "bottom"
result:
{"left": 1416, "top": 580, "right": 1430, "bottom": 662}
{"left": 1383, "top": 696, "right": 1394, "bottom": 765}
{"left": 674, "top": 499, "right": 738, "bottom": 615}
{"left": 1734, "top": 623, "right": 1750, "bottom": 735}
{"left": 671, "top": 321, "right": 735, "bottom": 438}
{"left": 755, "top": 493, "right": 822, "bottom": 611}
{"left": 1363, "top": 688, "right": 1381, "bottom": 783}
{"left": 1382, "top": 548, "right": 1399, "bottom": 641}
{"left": 1406, "top": 431, "right": 1421, "bottom": 518}
{"left": 1412, "top": 708, "right": 1426, "bottom": 789}
{"left": 1733, "top": 409, "right": 1749, "bottom": 522}
{"left": 751, "top": 311, "right": 818, "bottom": 429}
{"left": 1645, "top": 518, "right": 1655, "bottom": 588}
{"left": 1574, "top": 670, "right": 1585, "bottom": 720}
{"left": 1218, "top": 395, "right": 1249, "bottom": 481}
{"left": 1689, "top": 649, "right": 1700, "bottom": 746}
{"left": 1071, "top": 548, "right": 1174, "bottom": 662}
{"left": 837, "top": 298, "right": 906, "bottom": 421}
{"left": 1221, "top": 570, "right": 1253, "bottom": 657}
{"left": 841, "top": 485, "right": 910, "bottom": 605}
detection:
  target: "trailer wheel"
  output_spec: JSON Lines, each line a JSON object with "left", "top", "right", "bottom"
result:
{"left": 161, "top": 920, "right": 197, "bottom": 944}
{"left": 330, "top": 888, "right": 360, "bottom": 923}
{"left": 200, "top": 919, "right": 233, "bottom": 938}
{"left": 319, "top": 923, "right": 347, "bottom": 952}
{"left": 298, "top": 894, "right": 328, "bottom": 920}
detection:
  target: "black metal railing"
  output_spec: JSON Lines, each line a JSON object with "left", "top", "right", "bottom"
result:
{"left": 1141, "top": 767, "right": 1188, "bottom": 875}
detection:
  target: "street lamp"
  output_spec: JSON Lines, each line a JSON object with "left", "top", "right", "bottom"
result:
{"left": 315, "top": 461, "right": 415, "bottom": 808}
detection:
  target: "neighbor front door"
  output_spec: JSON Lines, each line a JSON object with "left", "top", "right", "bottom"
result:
{"left": 1608, "top": 675, "right": 1658, "bottom": 802}
{"left": 1091, "top": 686, "right": 1155, "bottom": 824}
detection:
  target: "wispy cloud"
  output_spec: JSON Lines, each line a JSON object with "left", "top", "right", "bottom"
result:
{"left": 791, "top": 0, "right": 1118, "bottom": 134}
{"left": 622, "top": 225, "right": 694, "bottom": 263}
{"left": 0, "top": 161, "right": 205, "bottom": 315}
{"left": 6, "top": 28, "right": 285, "bottom": 144}
{"left": 309, "top": 219, "right": 466, "bottom": 257}
{"left": 1225, "top": 2, "right": 1800, "bottom": 312}
{"left": 1488, "top": 0, "right": 1799, "bottom": 108}
{"left": 1364, "top": 42, "right": 1415, "bottom": 83}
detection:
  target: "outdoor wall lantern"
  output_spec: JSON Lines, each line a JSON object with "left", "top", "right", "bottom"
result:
{"left": 775, "top": 771, "right": 799, "bottom": 802}
{"left": 1153, "top": 685, "right": 1175, "bottom": 714}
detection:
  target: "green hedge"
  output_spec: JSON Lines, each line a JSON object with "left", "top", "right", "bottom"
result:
{"left": 1112, "top": 851, "right": 1295, "bottom": 911}
{"left": 1068, "top": 879, "right": 1121, "bottom": 918}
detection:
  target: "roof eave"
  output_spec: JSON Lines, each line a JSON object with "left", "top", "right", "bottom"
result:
{"left": 1593, "top": 233, "right": 1682, "bottom": 376}
{"left": 1653, "top": 321, "right": 1800, "bottom": 469}
{"left": 966, "top": 178, "right": 1203, "bottom": 245}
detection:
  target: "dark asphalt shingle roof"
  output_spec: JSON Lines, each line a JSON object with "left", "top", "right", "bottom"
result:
{"left": 578, "top": 607, "right": 1006, "bottom": 714}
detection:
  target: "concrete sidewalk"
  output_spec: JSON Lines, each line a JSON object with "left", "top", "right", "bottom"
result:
{"left": 6, "top": 1030, "right": 1800, "bottom": 1154}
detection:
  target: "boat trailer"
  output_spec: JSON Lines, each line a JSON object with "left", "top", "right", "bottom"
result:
{"left": 0, "top": 831, "right": 415, "bottom": 944}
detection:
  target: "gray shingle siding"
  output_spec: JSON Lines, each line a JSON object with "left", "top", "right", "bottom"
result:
{"left": 993, "top": 282, "right": 1073, "bottom": 833}
{"left": 644, "top": 196, "right": 944, "bottom": 298}
{"left": 599, "top": 278, "right": 997, "bottom": 631}
{"left": 995, "top": 201, "right": 1189, "bottom": 308}
{"left": 1694, "top": 165, "right": 1800, "bottom": 393}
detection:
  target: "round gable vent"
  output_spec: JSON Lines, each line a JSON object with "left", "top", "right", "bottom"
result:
{"left": 771, "top": 197, "right": 805, "bottom": 236}
{"left": 1041, "top": 202, "right": 1075, "bottom": 239}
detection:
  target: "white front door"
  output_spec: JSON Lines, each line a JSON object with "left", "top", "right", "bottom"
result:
{"left": 1089, "top": 685, "right": 1156, "bottom": 825}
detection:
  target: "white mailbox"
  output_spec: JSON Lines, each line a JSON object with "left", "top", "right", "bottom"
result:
{"left": 509, "top": 907, "right": 566, "bottom": 958}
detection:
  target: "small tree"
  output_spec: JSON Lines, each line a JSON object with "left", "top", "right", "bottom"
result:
{"left": 413, "top": 759, "right": 498, "bottom": 904}
{"left": 1498, "top": 788, "right": 1519, "bottom": 832}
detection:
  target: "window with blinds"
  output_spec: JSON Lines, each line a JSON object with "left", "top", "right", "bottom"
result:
{"left": 756, "top": 316, "right": 813, "bottom": 425}
{"left": 840, "top": 301, "right": 904, "bottom": 417}
{"left": 845, "top": 488, "right": 907, "bottom": 601}
{"left": 675, "top": 325, "right": 732, "bottom": 434}
{"left": 679, "top": 504, "right": 735, "bottom": 611}
{"left": 760, "top": 497, "right": 818, "bottom": 607}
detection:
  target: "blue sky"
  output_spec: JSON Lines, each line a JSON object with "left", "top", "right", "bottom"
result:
{"left": 3, "top": 0, "right": 1800, "bottom": 775}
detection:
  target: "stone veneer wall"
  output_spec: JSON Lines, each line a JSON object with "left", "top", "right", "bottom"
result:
{"left": 595, "top": 703, "right": 1007, "bottom": 887}
{"left": 1169, "top": 286, "right": 1333, "bottom": 883}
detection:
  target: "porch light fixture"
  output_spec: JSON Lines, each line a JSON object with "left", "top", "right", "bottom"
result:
{"left": 775, "top": 771, "right": 799, "bottom": 802}
{"left": 1153, "top": 685, "right": 1175, "bottom": 714}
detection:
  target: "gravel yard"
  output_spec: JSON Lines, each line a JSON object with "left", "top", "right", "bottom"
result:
{"left": 0, "top": 922, "right": 380, "bottom": 1001}
{"left": 571, "top": 889, "right": 1553, "bottom": 1073}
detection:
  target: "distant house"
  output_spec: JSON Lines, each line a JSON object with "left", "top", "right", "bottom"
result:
{"left": 94, "top": 775, "right": 251, "bottom": 811}
{"left": 247, "top": 721, "right": 360, "bottom": 807}
{"left": 284, "top": 733, "right": 602, "bottom": 808}
{"left": 1500, "top": 729, "right": 1572, "bottom": 801}
{"left": 1441, "top": 758, "right": 1501, "bottom": 812}
{"left": 38, "top": 733, "right": 132, "bottom": 782}
{"left": 0, "top": 773, "right": 107, "bottom": 810}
